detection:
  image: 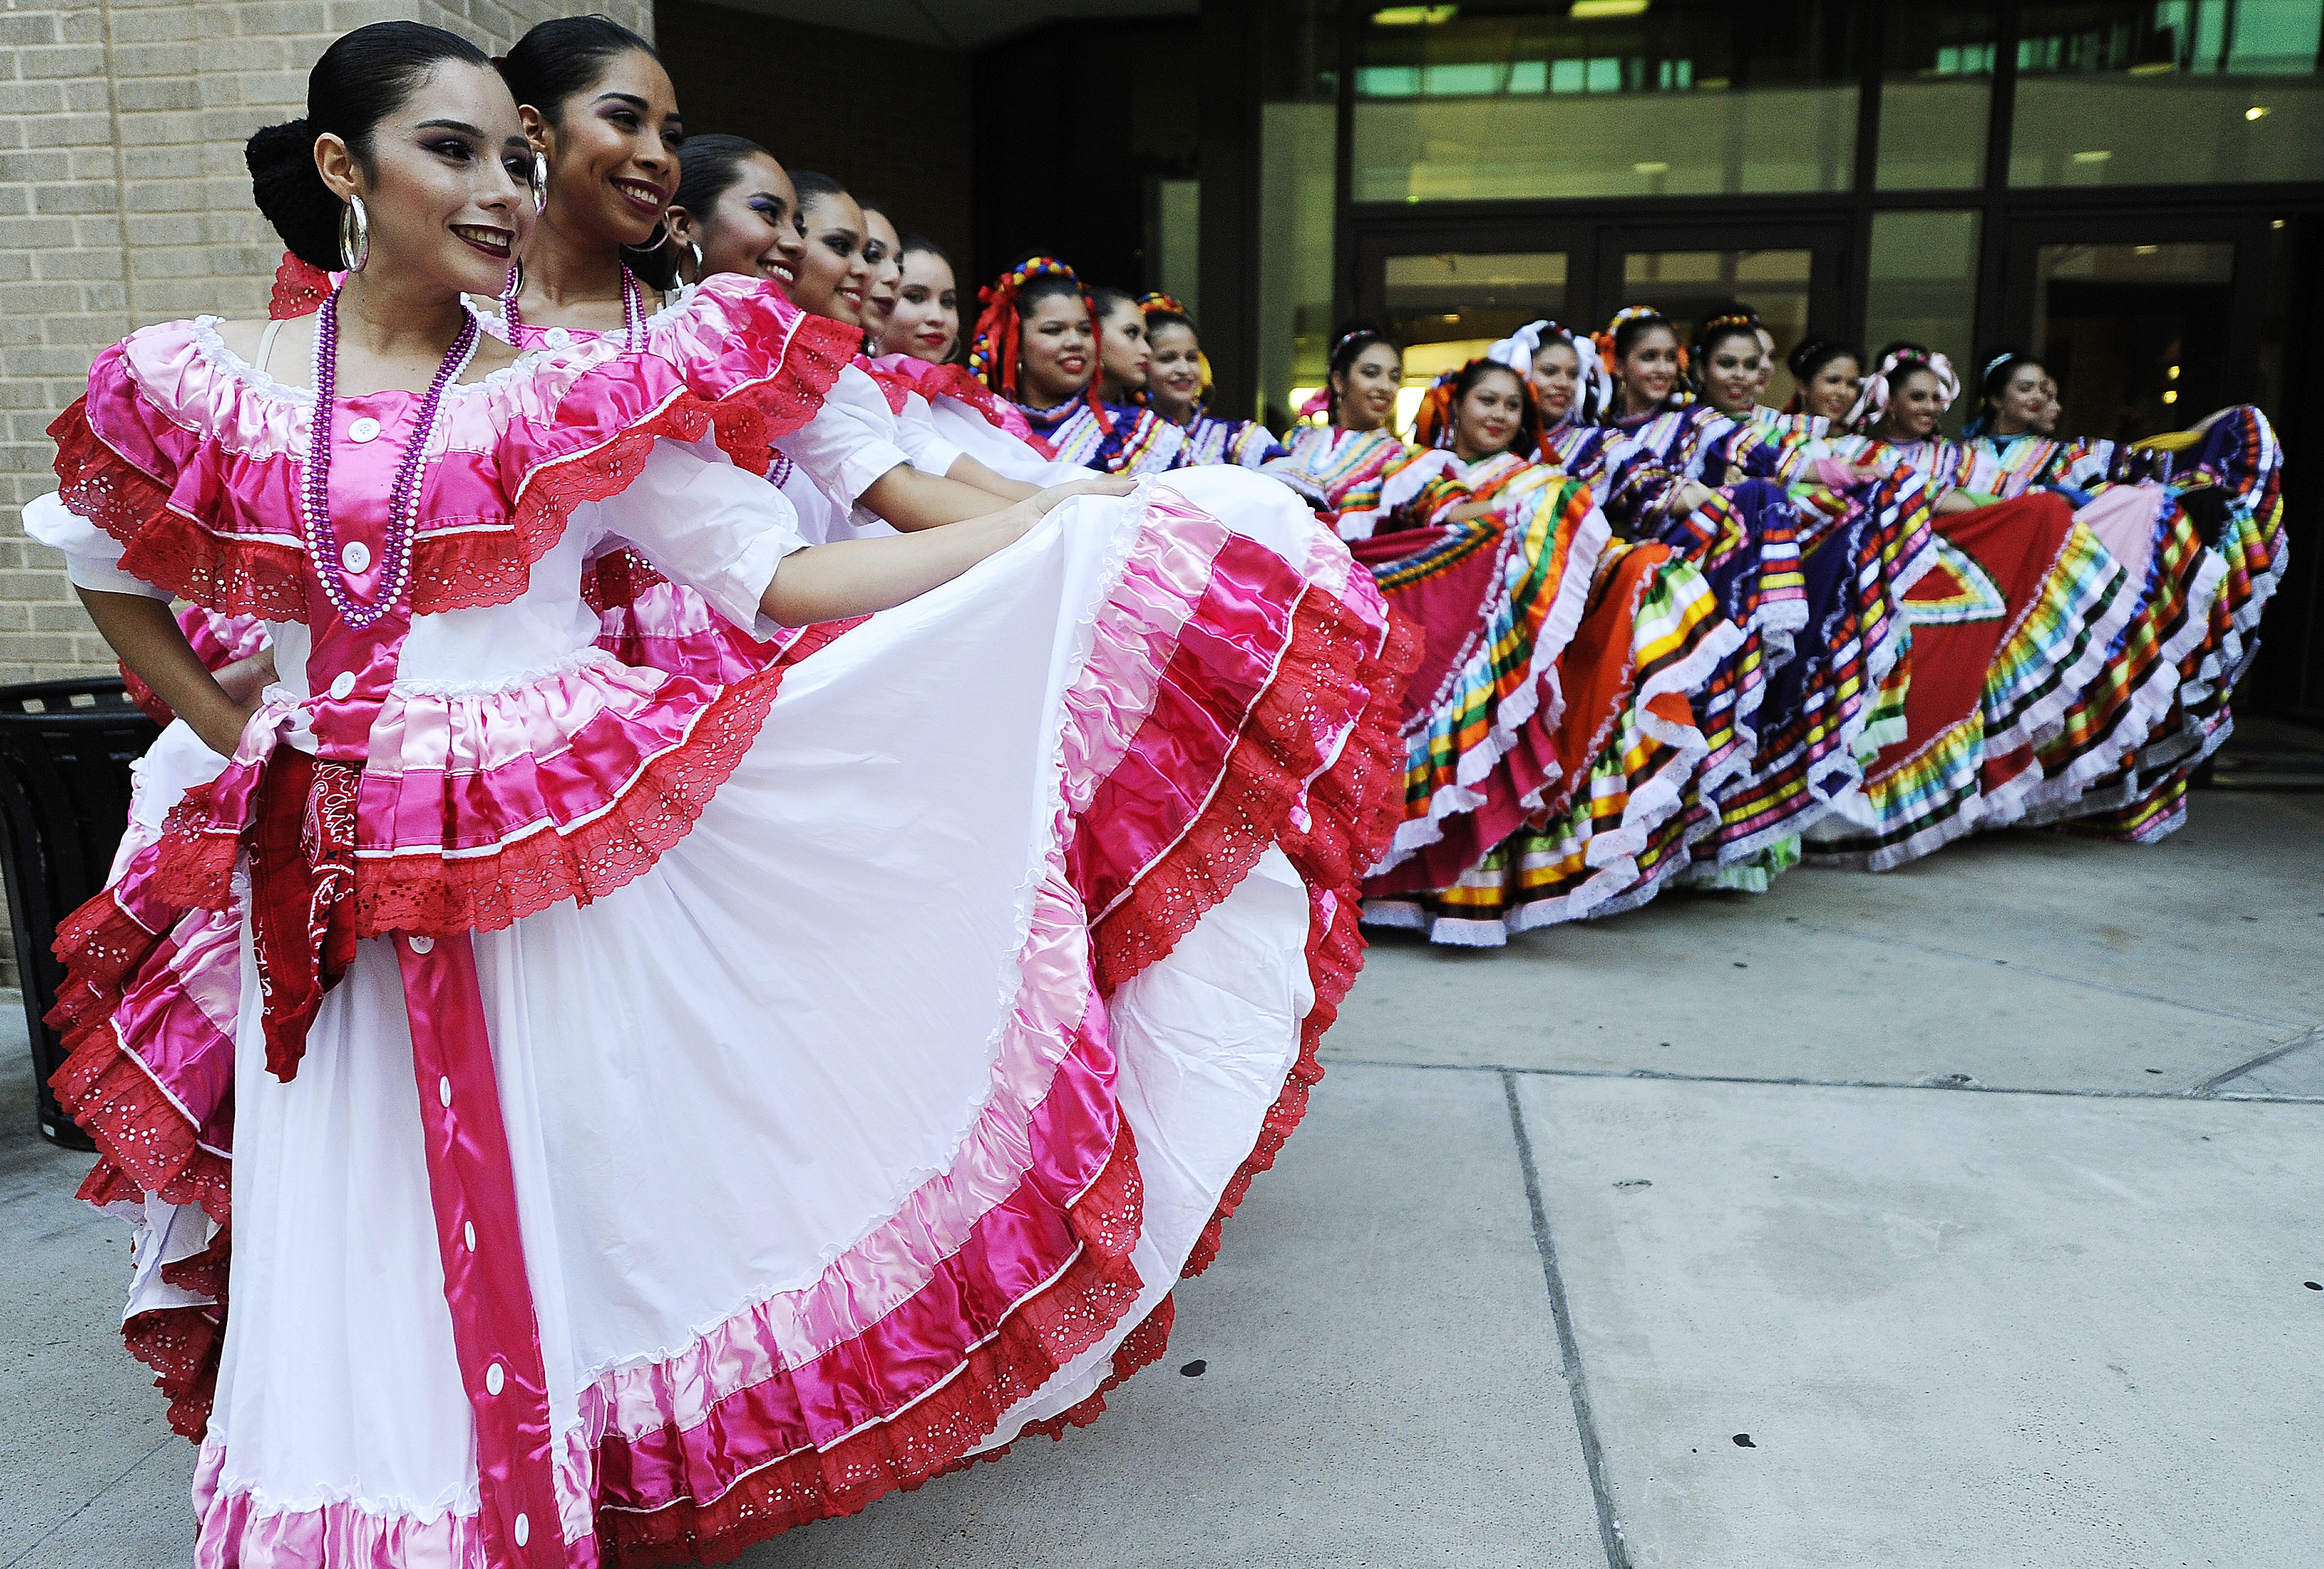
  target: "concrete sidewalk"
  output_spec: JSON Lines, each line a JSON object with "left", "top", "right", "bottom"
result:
{"left": 5, "top": 789, "right": 2321, "bottom": 1567}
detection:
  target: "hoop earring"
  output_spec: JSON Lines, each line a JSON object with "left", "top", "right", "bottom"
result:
{"left": 530, "top": 153, "right": 548, "bottom": 212}
{"left": 641, "top": 220, "right": 670, "bottom": 252}
{"left": 338, "top": 194, "right": 369, "bottom": 273}
{"left": 681, "top": 240, "right": 704, "bottom": 286}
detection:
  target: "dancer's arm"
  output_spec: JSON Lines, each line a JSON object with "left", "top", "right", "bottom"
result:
{"left": 77, "top": 590, "right": 254, "bottom": 756}
{"left": 859, "top": 461, "right": 1046, "bottom": 530}
{"left": 763, "top": 474, "right": 1133, "bottom": 625}
{"left": 945, "top": 452, "right": 1042, "bottom": 502}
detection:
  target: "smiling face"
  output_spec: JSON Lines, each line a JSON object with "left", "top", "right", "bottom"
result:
{"left": 1147, "top": 320, "right": 1203, "bottom": 421}
{"left": 1530, "top": 338, "right": 1581, "bottom": 424}
{"left": 319, "top": 60, "right": 535, "bottom": 299}
{"left": 1699, "top": 329, "right": 1766, "bottom": 417}
{"left": 860, "top": 208, "right": 902, "bottom": 337}
{"left": 1016, "top": 289, "right": 1095, "bottom": 407}
{"left": 1802, "top": 353, "right": 1861, "bottom": 421}
{"left": 669, "top": 150, "right": 803, "bottom": 294}
{"left": 1887, "top": 367, "right": 1945, "bottom": 441}
{"left": 1453, "top": 366, "right": 1527, "bottom": 461}
{"left": 1333, "top": 342, "right": 1402, "bottom": 432}
{"left": 1992, "top": 363, "right": 2049, "bottom": 436}
{"left": 522, "top": 47, "right": 681, "bottom": 252}
{"left": 1619, "top": 325, "right": 1682, "bottom": 414}
{"left": 1096, "top": 299, "right": 1149, "bottom": 401}
{"left": 882, "top": 248, "right": 958, "bottom": 362}
{"left": 790, "top": 188, "right": 871, "bottom": 325}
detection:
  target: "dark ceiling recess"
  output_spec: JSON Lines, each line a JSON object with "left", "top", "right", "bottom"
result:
{"left": 968, "top": 14, "right": 1202, "bottom": 293}
{"left": 656, "top": 0, "right": 979, "bottom": 275}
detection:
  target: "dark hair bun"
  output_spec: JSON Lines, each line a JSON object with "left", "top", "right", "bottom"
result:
{"left": 244, "top": 23, "right": 495, "bottom": 275}
{"left": 246, "top": 117, "right": 341, "bottom": 272}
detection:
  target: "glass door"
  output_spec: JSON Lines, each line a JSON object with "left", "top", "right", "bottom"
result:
{"left": 1595, "top": 218, "right": 1855, "bottom": 409}
{"left": 1998, "top": 212, "right": 2279, "bottom": 444}
{"left": 1352, "top": 219, "right": 1597, "bottom": 436}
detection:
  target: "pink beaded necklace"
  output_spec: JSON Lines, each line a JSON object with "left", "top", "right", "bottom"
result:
{"left": 499, "top": 262, "right": 644, "bottom": 348}
{"left": 302, "top": 286, "right": 481, "bottom": 632}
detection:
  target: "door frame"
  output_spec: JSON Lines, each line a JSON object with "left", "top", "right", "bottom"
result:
{"left": 1348, "top": 204, "right": 1861, "bottom": 345}
{"left": 1993, "top": 206, "right": 2281, "bottom": 405}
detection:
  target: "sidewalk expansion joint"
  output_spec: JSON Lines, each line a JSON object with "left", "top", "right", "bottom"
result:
{"left": 1323, "top": 1054, "right": 2324, "bottom": 1105}
{"left": 1502, "top": 1070, "right": 1631, "bottom": 1569}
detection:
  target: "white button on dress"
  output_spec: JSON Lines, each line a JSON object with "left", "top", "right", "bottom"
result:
{"left": 339, "top": 540, "right": 371, "bottom": 574}
{"left": 410, "top": 934, "right": 435, "bottom": 956}
{"left": 327, "top": 671, "right": 356, "bottom": 700}
{"left": 347, "top": 416, "right": 382, "bottom": 443}
{"left": 542, "top": 327, "right": 572, "bottom": 349}
{"left": 485, "top": 1362, "right": 504, "bottom": 1395}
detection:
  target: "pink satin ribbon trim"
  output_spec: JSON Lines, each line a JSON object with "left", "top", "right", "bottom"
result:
{"left": 112, "top": 914, "right": 240, "bottom": 1152}
{"left": 1069, "top": 531, "right": 1313, "bottom": 917}
{"left": 397, "top": 929, "right": 565, "bottom": 1568}
{"left": 582, "top": 864, "right": 1116, "bottom": 1445}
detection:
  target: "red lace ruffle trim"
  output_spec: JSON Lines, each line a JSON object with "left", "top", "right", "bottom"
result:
{"left": 268, "top": 252, "right": 331, "bottom": 321}
{"left": 50, "top": 323, "right": 848, "bottom": 623}
{"left": 599, "top": 1121, "right": 1149, "bottom": 1566}
{"left": 361, "top": 657, "right": 791, "bottom": 938}
{"left": 124, "top": 1228, "right": 229, "bottom": 1441}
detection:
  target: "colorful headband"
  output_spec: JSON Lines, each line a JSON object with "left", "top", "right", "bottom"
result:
{"left": 1487, "top": 319, "right": 1613, "bottom": 427}
{"left": 1410, "top": 358, "right": 1539, "bottom": 454}
{"left": 968, "top": 256, "right": 1107, "bottom": 423}
{"left": 1139, "top": 291, "right": 1190, "bottom": 320}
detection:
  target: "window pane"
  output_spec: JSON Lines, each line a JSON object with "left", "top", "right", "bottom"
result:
{"left": 1621, "top": 249, "right": 1814, "bottom": 406}
{"left": 1352, "top": 1, "right": 1861, "bottom": 202}
{"left": 1255, "top": 1, "right": 1340, "bottom": 431}
{"left": 1863, "top": 211, "right": 1981, "bottom": 433}
{"left": 1379, "top": 252, "right": 1572, "bottom": 429}
{"left": 2010, "top": 1, "right": 2324, "bottom": 186}
{"left": 2034, "top": 242, "right": 2235, "bottom": 440}
{"left": 1877, "top": 2, "right": 1999, "bottom": 189}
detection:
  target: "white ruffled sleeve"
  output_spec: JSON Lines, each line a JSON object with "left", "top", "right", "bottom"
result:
{"left": 894, "top": 392, "right": 967, "bottom": 480}
{"left": 771, "top": 364, "right": 912, "bottom": 512}
{"left": 594, "top": 439, "right": 809, "bottom": 634}
{"left": 21, "top": 491, "right": 170, "bottom": 598}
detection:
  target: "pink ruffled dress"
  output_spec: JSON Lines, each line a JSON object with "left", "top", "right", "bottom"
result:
{"left": 36, "top": 274, "right": 1414, "bottom": 1568}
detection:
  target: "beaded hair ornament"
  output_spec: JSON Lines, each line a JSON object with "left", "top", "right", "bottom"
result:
{"left": 1844, "top": 345, "right": 1961, "bottom": 432}
{"left": 967, "top": 256, "right": 1107, "bottom": 426}
{"left": 1595, "top": 305, "right": 1691, "bottom": 411}
{"left": 1487, "top": 319, "right": 1614, "bottom": 427}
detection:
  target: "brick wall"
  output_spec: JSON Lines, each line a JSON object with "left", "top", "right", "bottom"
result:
{"left": 0, "top": 0, "right": 653, "bottom": 683}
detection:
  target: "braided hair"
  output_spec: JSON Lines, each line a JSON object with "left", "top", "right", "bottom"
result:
{"left": 968, "top": 255, "right": 1107, "bottom": 425}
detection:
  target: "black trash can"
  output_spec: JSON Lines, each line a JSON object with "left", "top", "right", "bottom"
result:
{"left": 0, "top": 677, "right": 158, "bottom": 1148}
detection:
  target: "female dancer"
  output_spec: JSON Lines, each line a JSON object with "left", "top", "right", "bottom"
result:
{"left": 1141, "top": 295, "right": 1287, "bottom": 468}
{"left": 858, "top": 200, "right": 903, "bottom": 350}
{"left": 969, "top": 258, "right": 1183, "bottom": 473}
{"left": 1605, "top": 305, "right": 1688, "bottom": 423}
{"left": 1093, "top": 286, "right": 1151, "bottom": 405}
{"left": 880, "top": 231, "right": 960, "bottom": 362}
{"left": 1786, "top": 337, "right": 1861, "bottom": 422}
{"left": 1479, "top": 317, "right": 1622, "bottom": 483}
{"left": 1354, "top": 359, "right": 1735, "bottom": 942}
{"left": 1262, "top": 323, "right": 1410, "bottom": 532}
{"left": 37, "top": 24, "right": 1410, "bottom": 1566}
